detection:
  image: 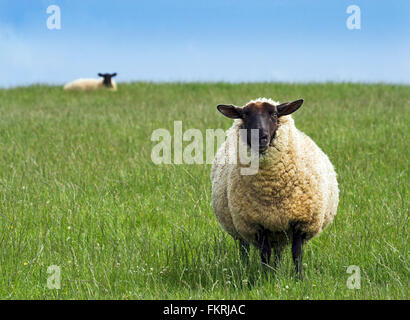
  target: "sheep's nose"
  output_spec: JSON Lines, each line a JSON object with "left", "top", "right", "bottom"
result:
{"left": 259, "top": 133, "right": 268, "bottom": 145}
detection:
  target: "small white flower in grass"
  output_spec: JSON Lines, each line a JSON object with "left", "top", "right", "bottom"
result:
{"left": 67, "top": 226, "right": 71, "bottom": 230}
{"left": 285, "top": 285, "right": 289, "bottom": 290}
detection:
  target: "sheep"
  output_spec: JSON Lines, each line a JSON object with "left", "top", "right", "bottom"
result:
{"left": 211, "top": 97, "right": 339, "bottom": 279}
{"left": 63, "top": 73, "right": 117, "bottom": 91}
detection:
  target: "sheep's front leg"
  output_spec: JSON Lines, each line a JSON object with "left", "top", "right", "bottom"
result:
{"left": 238, "top": 239, "right": 250, "bottom": 262}
{"left": 292, "top": 230, "right": 304, "bottom": 280}
{"left": 258, "top": 229, "right": 271, "bottom": 267}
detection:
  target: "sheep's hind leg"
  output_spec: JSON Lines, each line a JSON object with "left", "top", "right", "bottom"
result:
{"left": 238, "top": 239, "right": 250, "bottom": 263}
{"left": 258, "top": 229, "right": 272, "bottom": 268}
{"left": 292, "top": 229, "right": 304, "bottom": 280}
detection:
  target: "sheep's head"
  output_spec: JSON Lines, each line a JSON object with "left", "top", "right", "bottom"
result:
{"left": 217, "top": 99, "right": 304, "bottom": 154}
{"left": 98, "top": 73, "right": 117, "bottom": 88}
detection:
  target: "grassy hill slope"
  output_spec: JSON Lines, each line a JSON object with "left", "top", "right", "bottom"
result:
{"left": 0, "top": 82, "right": 408, "bottom": 299}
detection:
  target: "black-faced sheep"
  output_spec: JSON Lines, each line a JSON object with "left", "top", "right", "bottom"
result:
{"left": 211, "top": 97, "right": 339, "bottom": 279}
{"left": 63, "top": 73, "right": 117, "bottom": 91}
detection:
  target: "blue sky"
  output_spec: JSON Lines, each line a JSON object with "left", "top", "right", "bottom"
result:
{"left": 0, "top": 0, "right": 409, "bottom": 87}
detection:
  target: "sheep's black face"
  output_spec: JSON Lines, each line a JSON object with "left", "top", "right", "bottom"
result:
{"left": 98, "top": 73, "right": 117, "bottom": 88}
{"left": 241, "top": 102, "right": 278, "bottom": 153}
{"left": 217, "top": 99, "right": 304, "bottom": 154}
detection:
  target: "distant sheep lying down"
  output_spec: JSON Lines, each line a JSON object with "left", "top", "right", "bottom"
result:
{"left": 211, "top": 97, "right": 339, "bottom": 279}
{"left": 63, "top": 73, "right": 117, "bottom": 91}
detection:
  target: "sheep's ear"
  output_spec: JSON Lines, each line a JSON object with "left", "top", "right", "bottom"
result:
{"left": 98, "top": 73, "right": 104, "bottom": 77}
{"left": 111, "top": 73, "right": 117, "bottom": 77}
{"left": 217, "top": 105, "right": 242, "bottom": 119}
{"left": 277, "top": 99, "right": 304, "bottom": 117}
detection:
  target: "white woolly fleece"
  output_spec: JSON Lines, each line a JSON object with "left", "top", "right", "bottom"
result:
{"left": 63, "top": 78, "right": 117, "bottom": 91}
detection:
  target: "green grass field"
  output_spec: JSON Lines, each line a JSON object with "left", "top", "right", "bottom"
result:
{"left": 0, "top": 82, "right": 408, "bottom": 299}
